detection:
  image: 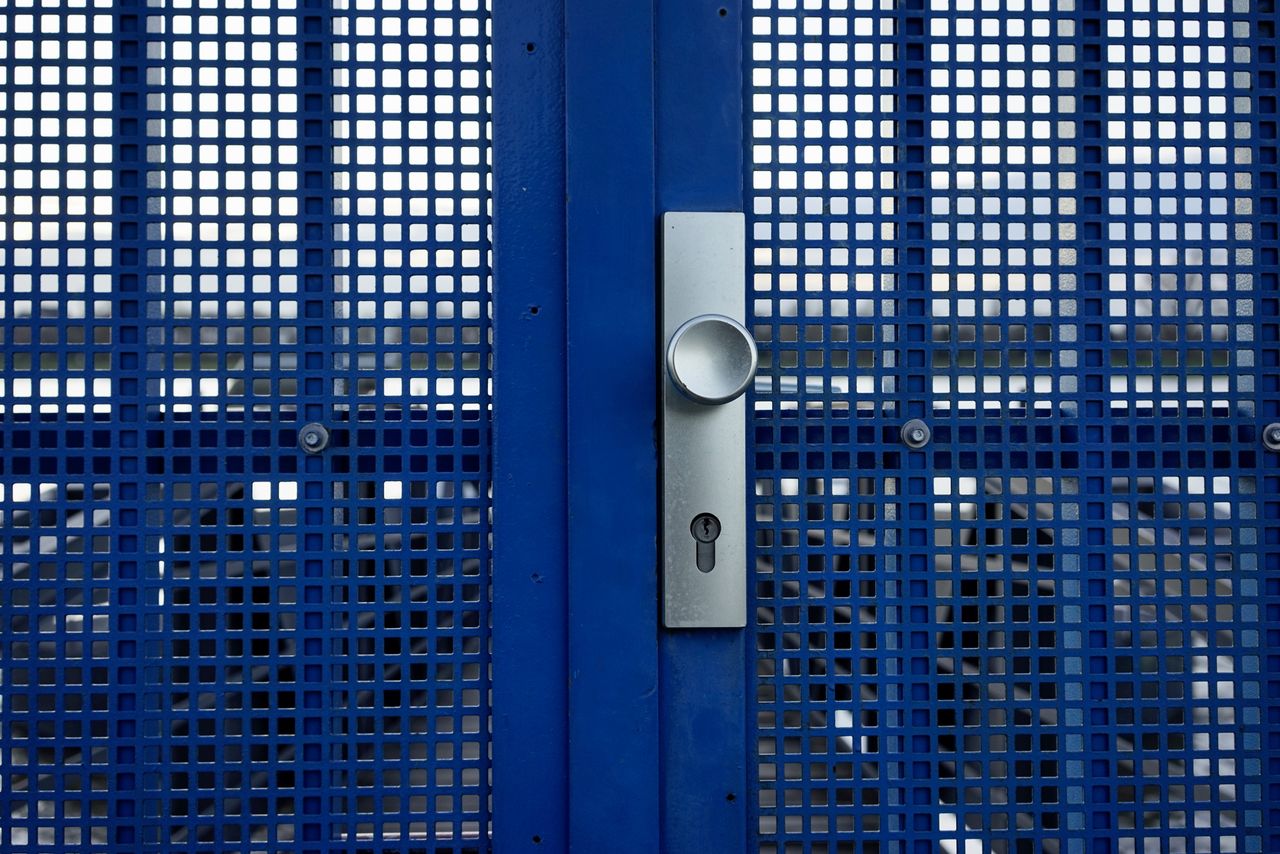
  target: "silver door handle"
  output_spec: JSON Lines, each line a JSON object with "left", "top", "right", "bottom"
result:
{"left": 666, "top": 314, "right": 758, "bottom": 406}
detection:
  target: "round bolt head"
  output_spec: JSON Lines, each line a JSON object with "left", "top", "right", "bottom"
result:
{"left": 1265, "top": 423, "right": 1280, "bottom": 452}
{"left": 299, "top": 423, "right": 330, "bottom": 454}
{"left": 901, "top": 419, "right": 931, "bottom": 449}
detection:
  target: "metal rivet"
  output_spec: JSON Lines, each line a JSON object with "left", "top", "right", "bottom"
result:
{"left": 901, "top": 419, "right": 931, "bottom": 449}
{"left": 299, "top": 423, "right": 330, "bottom": 454}
{"left": 1264, "top": 423, "right": 1280, "bottom": 452}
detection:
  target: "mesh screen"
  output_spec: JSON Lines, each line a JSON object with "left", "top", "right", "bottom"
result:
{"left": 747, "top": 0, "right": 1278, "bottom": 851}
{"left": 0, "top": 1, "right": 492, "bottom": 851}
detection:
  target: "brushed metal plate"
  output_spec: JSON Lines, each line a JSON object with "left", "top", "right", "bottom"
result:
{"left": 661, "top": 211, "right": 747, "bottom": 629}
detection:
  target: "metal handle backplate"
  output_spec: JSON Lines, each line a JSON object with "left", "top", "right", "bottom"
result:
{"left": 660, "top": 212, "right": 748, "bottom": 629}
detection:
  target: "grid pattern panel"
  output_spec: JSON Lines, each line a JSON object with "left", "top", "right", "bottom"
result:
{"left": 1076, "top": 0, "right": 1266, "bottom": 848}
{"left": 0, "top": 4, "right": 116, "bottom": 416}
{"left": 143, "top": 5, "right": 305, "bottom": 415}
{"left": 749, "top": 0, "right": 909, "bottom": 847}
{"left": 925, "top": 0, "right": 1078, "bottom": 419}
{"left": 332, "top": 4, "right": 488, "bottom": 413}
{"left": 139, "top": 423, "right": 489, "bottom": 851}
{"left": 1081, "top": 453, "right": 1261, "bottom": 852}
{"left": 749, "top": 1, "right": 900, "bottom": 409}
{"left": 923, "top": 461, "right": 1075, "bottom": 845}
{"left": 748, "top": 0, "right": 1277, "bottom": 852}
{"left": 1, "top": 1, "right": 494, "bottom": 852}
{"left": 1086, "top": 0, "right": 1254, "bottom": 418}
{"left": 0, "top": 465, "right": 143, "bottom": 851}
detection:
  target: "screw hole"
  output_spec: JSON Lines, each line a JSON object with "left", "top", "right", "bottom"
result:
{"left": 726, "top": 792, "right": 736, "bottom": 802}
{"left": 532, "top": 836, "right": 542, "bottom": 845}
{"left": 525, "top": 42, "right": 536, "bottom": 53}
{"left": 718, "top": 7, "right": 728, "bottom": 16}
{"left": 529, "top": 305, "right": 541, "bottom": 315}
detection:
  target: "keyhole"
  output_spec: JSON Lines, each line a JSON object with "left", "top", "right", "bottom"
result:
{"left": 691, "top": 513, "right": 721, "bottom": 573}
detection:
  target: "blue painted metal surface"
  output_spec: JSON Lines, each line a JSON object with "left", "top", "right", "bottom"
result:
{"left": 491, "top": 0, "right": 570, "bottom": 849}
{"left": 656, "top": 1, "right": 748, "bottom": 852}
{"left": 562, "top": 0, "right": 661, "bottom": 850}
{"left": 1, "top": 1, "right": 496, "bottom": 850}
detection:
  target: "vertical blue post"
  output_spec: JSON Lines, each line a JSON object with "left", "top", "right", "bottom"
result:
{"left": 491, "top": 0, "right": 570, "bottom": 850}
{"left": 562, "top": 0, "right": 661, "bottom": 851}
{"left": 655, "top": 1, "right": 749, "bottom": 851}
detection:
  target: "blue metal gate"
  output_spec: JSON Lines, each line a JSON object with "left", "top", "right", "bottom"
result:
{"left": 1, "top": 0, "right": 1277, "bottom": 852}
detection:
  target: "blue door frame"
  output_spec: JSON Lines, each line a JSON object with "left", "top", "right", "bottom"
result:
{"left": 491, "top": 1, "right": 748, "bottom": 851}
{"left": 490, "top": 0, "right": 571, "bottom": 850}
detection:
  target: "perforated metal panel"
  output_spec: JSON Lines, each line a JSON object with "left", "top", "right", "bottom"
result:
{"left": 0, "top": 1, "right": 491, "bottom": 851}
{"left": 748, "top": 0, "right": 1277, "bottom": 852}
